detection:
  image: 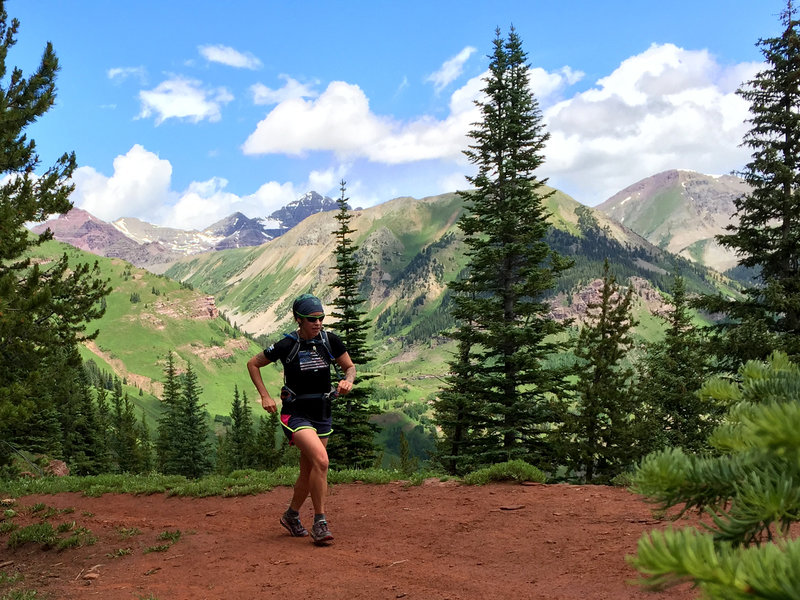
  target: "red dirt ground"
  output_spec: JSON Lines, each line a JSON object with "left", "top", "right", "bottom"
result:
{"left": 2, "top": 481, "right": 699, "bottom": 600}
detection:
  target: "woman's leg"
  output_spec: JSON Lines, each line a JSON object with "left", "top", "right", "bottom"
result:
{"left": 289, "top": 430, "right": 329, "bottom": 515}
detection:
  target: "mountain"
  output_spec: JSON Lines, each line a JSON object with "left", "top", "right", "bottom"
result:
{"left": 266, "top": 191, "right": 341, "bottom": 232}
{"left": 165, "top": 188, "right": 736, "bottom": 345}
{"left": 24, "top": 237, "right": 264, "bottom": 422}
{"left": 595, "top": 170, "right": 748, "bottom": 273}
{"left": 30, "top": 207, "right": 185, "bottom": 267}
{"left": 32, "top": 191, "right": 339, "bottom": 271}
{"left": 204, "top": 212, "right": 272, "bottom": 250}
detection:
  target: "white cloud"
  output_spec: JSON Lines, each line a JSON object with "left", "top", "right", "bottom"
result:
{"left": 529, "top": 66, "right": 585, "bottom": 100}
{"left": 251, "top": 75, "right": 319, "bottom": 105}
{"left": 70, "top": 145, "right": 319, "bottom": 229}
{"left": 72, "top": 145, "right": 175, "bottom": 222}
{"left": 241, "top": 63, "right": 583, "bottom": 167}
{"left": 138, "top": 77, "right": 234, "bottom": 124}
{"left": 107, "top": 66, "right": 147, "bottom": 84}
{"left": 541, "top": 43, "right": 759, "bottom": 204}
{"left": 242, "top": 81, "right": 394, "bottom": 156}
{"left": 198, "top": 44, "right": 262, "bottom": 69}
{"left": 427, "top": 46, "right": 476, "bottom": 92}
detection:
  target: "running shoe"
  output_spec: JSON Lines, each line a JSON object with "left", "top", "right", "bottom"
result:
{"left": 280, "top": 510, "right": 308, "bottom": 537}
{"left": 310, "top": 519, "right": 334, "bottom": 544}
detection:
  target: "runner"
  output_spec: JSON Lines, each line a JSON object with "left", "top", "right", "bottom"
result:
{"left": 247, "top": 294, "right": 355, "bottom": 544}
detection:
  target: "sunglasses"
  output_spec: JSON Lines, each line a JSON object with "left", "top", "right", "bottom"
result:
{"left": 304, "top": 315, "right": 325, "bottom": 323}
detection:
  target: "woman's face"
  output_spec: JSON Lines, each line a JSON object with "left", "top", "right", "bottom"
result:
{"left": 296, "top": 311, "right": 324, "bottom": 339}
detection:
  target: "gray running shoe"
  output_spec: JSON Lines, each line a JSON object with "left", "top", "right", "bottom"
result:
{"left": 280, "top": 511, "right": 308, "bottom": 537}
{"left": 310, "top": 519, "right": 334, "bottom": 544}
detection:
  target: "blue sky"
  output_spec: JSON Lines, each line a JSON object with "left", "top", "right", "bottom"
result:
{"left": 10, "top": 0, "right": 787, "bottom": 229}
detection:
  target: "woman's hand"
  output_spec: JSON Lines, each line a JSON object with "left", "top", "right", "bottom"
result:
{"left": 336, "top": 379, "right": 353, "bottom": 395}
{"left": 261, "top": 395, "right": 277, "bottom": 413}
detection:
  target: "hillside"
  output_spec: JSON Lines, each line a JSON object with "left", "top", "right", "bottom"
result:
{"left": 33, "top": 191, "right": 340, "bottom": 271}
{"left": 596, "top": 169, "right": 748, "bottom": 272}
{"left": 27, "top": 239, "right": 266, "bottom": 423}
{"left": 165, "top": 187, "right": 738, "bottom": 342}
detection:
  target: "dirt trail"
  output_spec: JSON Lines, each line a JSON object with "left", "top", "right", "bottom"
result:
{"left": 3, "top": 481, "right": 697, "bottom": 600}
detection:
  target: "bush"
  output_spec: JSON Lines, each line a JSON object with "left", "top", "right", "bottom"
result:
{"left": 463, "top": 460, "right": 546, "bottom": 486}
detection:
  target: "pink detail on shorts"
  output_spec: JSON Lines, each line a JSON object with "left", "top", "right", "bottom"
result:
{"left": 281, "top": 414, "right": 291, "bottom": 427}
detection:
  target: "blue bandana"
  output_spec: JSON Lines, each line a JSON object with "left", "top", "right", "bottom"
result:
{"left": 293, "top": 294, "right": 324, "bottom": 317}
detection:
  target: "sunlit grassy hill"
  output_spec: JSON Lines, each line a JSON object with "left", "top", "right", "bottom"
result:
{"left": 30, "top": 239, "right": 269, "bottom": 424}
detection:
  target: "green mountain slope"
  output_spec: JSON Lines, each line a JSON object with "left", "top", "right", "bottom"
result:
{"left": 28, "top": 240, "right": 267, "bottom": 423}
{"left": 166, "top": 188, "right": 736, "bottom": 344}
{"left": 596, "top": 170, "right": 749, "bottom": 273}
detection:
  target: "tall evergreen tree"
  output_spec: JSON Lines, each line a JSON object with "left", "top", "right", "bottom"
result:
{"left": 252, "top": 411, "right": 286, "bottom": 471}
{"left": 326, "top": 180, "right": 380, "bottom": 469}
{"left": 439, "top": 27, "right": 572, "bottom": 469}
{"left": 698, "top": 4, "right": 800, "bottom": 362}
{"left": 172, "top": 363, "right": 213, "bottom": 478}
{"left": 434, "top": 313, "right": 487, "bottom": 475}
{"left": 637, "top": 274, "right": 720, "bottom": 453}
{"left": 109, "top": 378, "right": 141, "bottom": 473}
{"left": 563, "top": 261, "right": 638, "bottom": 483}
{"left": 221, "top": 385, "right": 256, "bottom": 472}
{"left": 137, "top": 409, "right": 153, "bottom": 473}
{"left": 156, "top": 351, "right": 182, "bottom": 473}
{"left": 59, "top": 348, "right": 109, "bottom": 475}
{"left": 0, "top": 0, "right": 109, "bottom": 465}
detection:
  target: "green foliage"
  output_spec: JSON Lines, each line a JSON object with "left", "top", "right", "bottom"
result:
{"left": 631, "top": 351, "right": 800, "bottom": 597}
{"left": 562, "top": 260, "right": 640, "bottom": 483}
{"left": 695, "top": 7, "right": 800, "bottom": 365}
{"left": 437, "top": 27, "right": 572, "bottom": 474}
{"left": 326, "top": 180, "right": 381, "bottom": 468}
{"left": 0, "top": 1, "right": 110, "bottom": 466}
{"left": 462, "top": 460, "right": 546, "bottom": 486}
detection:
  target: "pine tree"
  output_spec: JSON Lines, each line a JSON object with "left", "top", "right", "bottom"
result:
{"left": 434, "top": 315, "right": 488, "bottom": 475}
{"left": 698, "top": 4, "right": 800, "bottom": 362}
{"left": 222, "top": 385, "right": 255, "bottom": 472}
{"left": 563, "top": 261, "right": 638, "bottom": 483}
{"left": 171, "top": 363, "right": 213, "bottom": 478}
{"left": 60, "top": 349, "right": 109, "bottom": 475}
{"left": 439, "top": 27, "right": 572, "bottom": 470}
{"left": 252, "top": 411, "right": 285, "bottom": 470}
{"left": 136, "top": 409, "right": 153, "bottom": 473}
{"left": 637, "top": 274, "right": 720, "bottom": 453}
{"left": 156, "top": 351, "right": 182, "bottom": 473}
{"left": 109, "top": 378, "right": 140, "bottom": 473}
{"left": 631, "top": 352, "right": 800, "bottom": 599}
{"left": 326, "top": 180, "right": 380, "bottom": 469}
{"left": 0, "top": 0, "right": 109, "bottom": 465}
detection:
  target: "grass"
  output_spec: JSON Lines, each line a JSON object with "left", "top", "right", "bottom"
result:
{"left": 462, "top": 460, "right": 546, "bottom": 486}
{"left": 0, "top": 591, "right": 40, "bottom": 600}
{"left": 0, "top": 462, "right": 543, "bottom": 502}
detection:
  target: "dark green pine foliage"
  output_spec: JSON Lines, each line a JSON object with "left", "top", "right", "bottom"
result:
{"left": 326, "top": 180, "right": 380, "bottom": 469}
{"left": 630, "top": 352, "right": 800, "bottom": 599}
{"left": 156, "top": 351, "right": 182, "bottom": 473}
{"left": 563, "top": 260, "right": 638, "bottom": 483}
{"left": 252, "top": 411, "right": 286, "bottom": 470}
{"left": 434, "top": 314, "right": 488, "bottom": 475}
{"left": 167, "top": 363, "right": 213, "bottom": 478}
{"left": 0, "top": 0, "right": 109, "bottom": 465}
{"left": 221, "top": 385, "right": 256, "bottom": 472}
{"left": 58, "top": 348, "right": 110, "bottom": 475}
{"left": 440, "top": 27, "right": 572, "bottom": 470}
{"left": 94, "top": 385, "right": 113, "bottom": 468}
{"left": 109, "top": 378, "right": 142, "bottom": 473}
{"left": 137, "top": 409, "right": 153, "bottom": 473}
{"left": 698, "top": 6, "right": 800, "bottom": 362}
{"left": 637, "top": 275, "right": 721, "bottom": 454}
